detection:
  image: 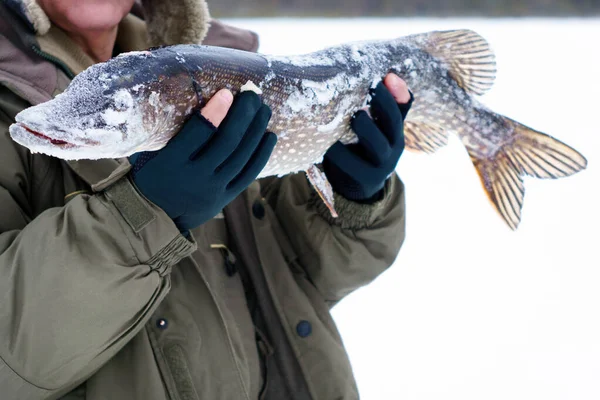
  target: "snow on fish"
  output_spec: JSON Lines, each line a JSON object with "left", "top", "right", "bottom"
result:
{"left": 8, "top": 29, "right": 587, "bottom": 229}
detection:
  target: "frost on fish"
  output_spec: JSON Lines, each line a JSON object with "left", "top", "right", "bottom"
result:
{"left": 10, "top": 49, "right": 196, "bottom": 159}
{"left": 240, "top": 80, "right": 263, "bottom": 94}
{"left": 8, "top": 30, "right": 588, "bottom": 229}
{"left": 257, "top": 45, "right": 383, "bottom": 178}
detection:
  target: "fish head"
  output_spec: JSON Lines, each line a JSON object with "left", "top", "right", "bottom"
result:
{"left": 9, "top": 50, "right": 197, "bottom": 160}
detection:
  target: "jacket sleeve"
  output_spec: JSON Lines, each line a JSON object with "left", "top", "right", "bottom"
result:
{"left": 0, "top": 93, "right": 196, "bottom": 398}
{"left": 260, "top": 170, "right": 406, "bottom": 306}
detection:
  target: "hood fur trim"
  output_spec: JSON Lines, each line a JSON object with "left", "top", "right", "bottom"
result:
{"left": 16, "top": 0, "right": 210, "bottom": 46}
{"left": 21, "top": 0, "right": 50, "bottom": 34}
{"left": 142, "top": 0, "right": 211, "bottom": 46}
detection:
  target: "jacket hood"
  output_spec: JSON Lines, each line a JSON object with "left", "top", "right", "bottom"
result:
{"left": 3, "top": 0, "right": 211, "bottom": 46}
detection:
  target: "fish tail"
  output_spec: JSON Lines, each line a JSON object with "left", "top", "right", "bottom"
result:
{"left": 469, "top": 115, "right": 587, "bottom": 230}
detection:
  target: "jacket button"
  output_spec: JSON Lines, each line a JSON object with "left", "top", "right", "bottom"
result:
{"left": 156, "top": 318, "right": 169, "bottom": 330}
{"left": 252, "top": 200, "right": 265, "bottom": 220}
{"left": 296, "top": 320, "right": 312, "bottom": 338}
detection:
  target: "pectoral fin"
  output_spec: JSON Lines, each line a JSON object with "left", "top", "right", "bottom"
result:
{"left": 306, "top": 165, "right": 338, "bottom": 218}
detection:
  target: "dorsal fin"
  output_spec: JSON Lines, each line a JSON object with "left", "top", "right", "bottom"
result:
{"left": 416, "top": 29, "right": 497, "bottom": 96}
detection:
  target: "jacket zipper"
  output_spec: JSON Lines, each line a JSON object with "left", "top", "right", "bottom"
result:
{"left": 31, "top": 45, "right": 75, "bottom": 79}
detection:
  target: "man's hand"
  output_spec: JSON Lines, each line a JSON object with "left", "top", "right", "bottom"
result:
{"left": 383, "top": 73, "right": 411, "bottom": 104}
{"left": 129, "top": 89, "right": 277, "bottom": 233}
{"left": 323, "top": 73, "right": 413, "bottom": 203}
{"left": 199, "top": 88, "right": 235, "bottom": 127}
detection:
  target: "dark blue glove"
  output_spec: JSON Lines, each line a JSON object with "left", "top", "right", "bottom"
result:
{"left": 323, "top": 81, "right": 413, "bottom": 204}
{"left": 129, "top": 91, "right": 277, "bottom": 232}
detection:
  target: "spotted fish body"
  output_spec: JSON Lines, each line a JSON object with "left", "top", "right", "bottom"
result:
{"left": 9, "top": 30, "right": 587, "bottom": 229}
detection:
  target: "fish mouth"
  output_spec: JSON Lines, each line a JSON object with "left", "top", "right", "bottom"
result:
{"left": 15, "top": 123, "right": 77, "bottom": 148}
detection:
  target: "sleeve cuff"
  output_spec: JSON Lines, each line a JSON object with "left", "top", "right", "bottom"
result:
{"left": 102, "top": 176, "right": 197, "bottom": 271}
{"left": 311, "top": 174, "right": 403, "bottom": 230}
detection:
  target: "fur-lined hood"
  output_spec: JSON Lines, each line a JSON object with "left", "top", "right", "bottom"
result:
{"left": 3, "top": 0, "right": 212, "bottom": 46}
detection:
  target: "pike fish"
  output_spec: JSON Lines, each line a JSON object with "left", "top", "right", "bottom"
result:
{"left": 9, "top": 29, "right": 587, "bottom": 229}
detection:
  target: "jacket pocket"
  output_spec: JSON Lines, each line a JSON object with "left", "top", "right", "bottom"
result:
{"left": 146, "top": 298, "right": 203, "bottom": 400}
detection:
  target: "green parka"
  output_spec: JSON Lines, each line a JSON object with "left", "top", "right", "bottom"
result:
{"left": 0, "top": 1, "right": 407, "bottom": 399}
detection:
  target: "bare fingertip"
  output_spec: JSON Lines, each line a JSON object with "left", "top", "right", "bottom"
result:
{"left": 384, "top": 73, "right": 403, "bottom": 87}
{"left": 384, "top": 74, "right": 411, "bottom": 104}
{"left": 396, "top": 90, "right": 412, "bottom": 104}
{"left": 217, "top": 89, "right": 234, "bottom": 104}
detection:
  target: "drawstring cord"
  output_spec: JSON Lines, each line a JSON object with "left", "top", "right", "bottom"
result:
{"left": 210, "top": 244, "right": 237, "bottom": 276}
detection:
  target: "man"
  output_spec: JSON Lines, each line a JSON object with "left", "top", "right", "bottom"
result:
{"left": 0, "top": 0, "right": 411, "bottom": 399}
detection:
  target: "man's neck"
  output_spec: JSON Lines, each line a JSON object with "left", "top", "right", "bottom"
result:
{"left": 67, "top": 26, "right": 118, "bottom": 63}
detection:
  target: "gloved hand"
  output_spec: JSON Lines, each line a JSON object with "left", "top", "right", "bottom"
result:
{"left": 323, "top": 75, "right": 413, "bottom": 204}
{"left": 129, "top": 90, "right": 277, "bottom": 232}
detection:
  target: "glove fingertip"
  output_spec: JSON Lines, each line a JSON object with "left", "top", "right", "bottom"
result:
{"left": 236, "top": 90, "right": 262, "bottom": 112}
{"left": 250, "top": 132, "right": 278, "bottom": 168}
{"left": 397, "top": 90, "right": 414, "bottom": 120}
{"left": 350, "top": 109, "right": 376, "bottom": 133}
{"left": 256, "top": 104, "right": 273, "bottom": 126}
{"left": 265, "top": 131, "right": 278, "bottom": 146}
{"left": 351, "top": 109, "right": 370, "bottom": 121}
{"left": 255, "top": 132, "right": 277, "bottom": 158}
{"left": 323, "top": 140, "right": 346, "bottom": 160}
{"left": 262, "top": 102, "right": 273, "bottom": 114}
{"left": 227, "top": 133, "right": 276, "bottom": 193}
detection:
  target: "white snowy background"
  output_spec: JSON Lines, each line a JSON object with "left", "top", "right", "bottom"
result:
{"left": 228, "top": 18, "right": 599, "bottom": 399}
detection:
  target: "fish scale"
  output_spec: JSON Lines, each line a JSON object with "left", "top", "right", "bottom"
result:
{"left": 9, "top": 29, "right": 587, "bottom": 229}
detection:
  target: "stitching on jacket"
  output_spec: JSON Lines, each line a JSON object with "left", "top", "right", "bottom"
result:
{"left": 0, "top": 353, "right": 52, "bottom": 391}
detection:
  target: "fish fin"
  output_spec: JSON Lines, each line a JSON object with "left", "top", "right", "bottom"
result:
{"left": 469, "top": 116, "right": 587, "bottom": 230}
{"left": 471, "top": 152, "right": 525, "bottom": 230}
{"left": 404, "top": 120, "right": 449, "bottom": 154}
{"left": 306, "top": 165, "right": 338, "bottom": 218}
{"left": 419, "top": 30, "right": 497, "bottom": 96}
{"left": 506, "top": 121, "right": 588, "bottom": 179}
